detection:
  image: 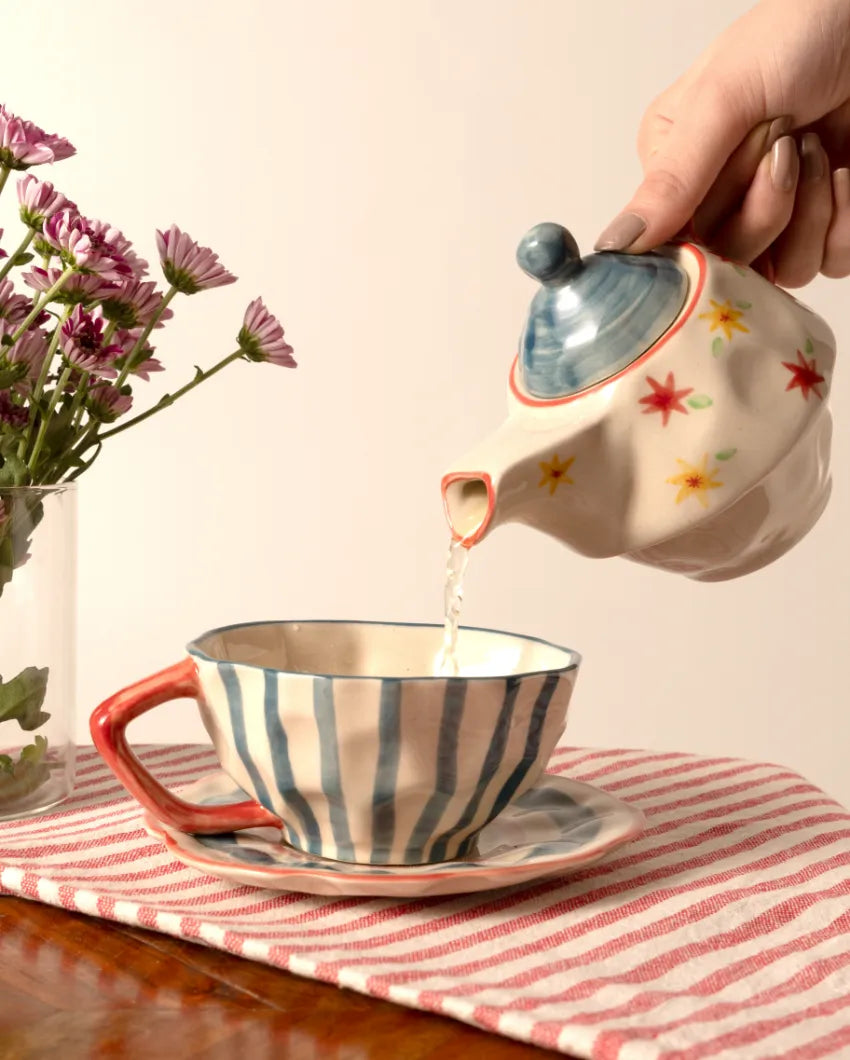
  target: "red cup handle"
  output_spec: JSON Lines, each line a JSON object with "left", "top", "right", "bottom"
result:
{"left": 90, "top": 657, "right": 280, "bottom": 834}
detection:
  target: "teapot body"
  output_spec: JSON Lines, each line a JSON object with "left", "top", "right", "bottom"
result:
{"left": 442, "top": 241, "right": 836, "bottom": 581}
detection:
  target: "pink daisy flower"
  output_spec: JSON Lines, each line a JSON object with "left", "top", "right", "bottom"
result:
{"left": 0, "top": 105, "right": 75, "bottom": 169}
{"left": 0, "top": 279, "right": 34, "bottom": 325}
{"left": 156, "top": 225, "right": 236, "bottom": 294}
{"left": 237, "top": 297, "right": 296, "bottom": 367}
{"left": 85, "top": 382, "right": 133, "bottom": 423}
{"left": 60, "top": 305, "right": 122, "bottom": 378}
{"left": 100, "top": 279, "right": 173, "bottom": 330}
{"left": 85, "top": 219, "right": 148, "bottom": 278}
{"left": 114, "top": 328, "right": 165, "bottom": 380}
{"left": 17, "top": 174, "right": 73, "bottom": 230}
{"left": 43, "top": 211, "right": 130, "bottom": 282}
{"left": 23, "top": 266, "right": 117, "bottom": 305}
{"left": 6, "top": 326, "right": 49, "bottom": 382}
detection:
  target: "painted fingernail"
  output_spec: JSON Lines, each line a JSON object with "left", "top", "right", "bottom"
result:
{"left": 801, "top": 132, "right": 826, "bottom": 180}
{"left": 833, "top": 167, "right": 850, "bottom": 204}
{"left": 770, "top": 135, "right": 799, "bottom": 191}
{"left": 594, "top": 212, "right": 647, "bottom": 252}
{"left": 764, "top": 115, "right": 793, "bottom": 151}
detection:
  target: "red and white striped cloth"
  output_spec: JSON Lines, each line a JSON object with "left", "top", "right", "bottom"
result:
{"left": 1, "top": 744, "right": 849, "bottom": 1059}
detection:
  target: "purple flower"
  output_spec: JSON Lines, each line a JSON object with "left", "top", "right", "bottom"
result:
{"left": 0, "top": 391, "right": 28, "bottom": 428}
{"left": 156, "top": 225, "right": 236, "bottom": 294}
{"left": 85, "top": 382, "right": 133, "bottom": 423}
{"left": 0, "top": 105, "right": 75, "bottom": 170}
{"left": 100, "top": 279, "right": 172, "bottom": 330}
{"left": 23, "top": 266, "right": 117, "bottom": 305}
{"left": 85, "top": 219, "right": 148, "bottom": 278}
{"left": 0, "top": 280, "right": 33, "bottom": 325}
{"left": 17, "top": 175, "right": 73, "bottom": 230}
{"left": 237, "top": 298, "right": 296, "bottom": 367}
{"left": 43, "top": 211, "right": 130, "bottom": 282}
{"left": 114, "top": 328, "right": 165, "bottom": 380}
{"left": 6, "top": 327, "right": 49, "bottom": 389}
{"left": 60, "top": 305, "right": 122, "bottom": 378}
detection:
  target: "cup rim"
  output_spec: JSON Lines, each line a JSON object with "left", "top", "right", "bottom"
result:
{"left": 186, "top": 618, "right": 582, "bottom": 682}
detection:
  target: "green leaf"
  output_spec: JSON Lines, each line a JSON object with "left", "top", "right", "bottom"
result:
{"left": 0, "top": 666, "right": 51, "bottom": 731}
{"left": 711, "top": 336, "right": 724, "bottom": 357}
{"left": 687, "top": 394, "right": 713, "bottom": 409}
{"left": 735, "top": 301, "right": 752, "bottom": 310}
{"left": 0, "top": 452, "right": 29, "bottom": 487}
{"left": 0, "top": 755, "right": 12, "bottom": 773}
{"left": 805, "top": 337, "right": 814, "bottom": 354}
{"left": 715, "top": 448, "right": 738, "bottom": 461}
{"left": 12, "top": 251, "right": 34, "bottom": 266}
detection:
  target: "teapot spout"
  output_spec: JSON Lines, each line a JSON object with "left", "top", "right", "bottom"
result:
{"left": 442, "top": 471, "right": 496, "bottom": 546}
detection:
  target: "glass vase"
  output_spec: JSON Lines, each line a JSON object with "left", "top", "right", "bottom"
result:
{"left": 0, "top": 484, "right": 76, "bottom": 820}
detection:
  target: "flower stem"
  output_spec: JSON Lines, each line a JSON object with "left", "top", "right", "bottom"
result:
{"left": 28, "top": 365, "right": 73, "bottom": 471}
{"left": 0, "top": 166, "right": 10, "bottom": 198}
{"left": 113, "top": 285, "right": 177, "bottom": 388}
{"left": 66, "top": 371, "right": 90, "bottom": 430}
{"left": 0, "top": 229, "right": 35, "bottom": 283}
{"left": 100, "top": 349, "right": 244, "bottom": 440}
{"left": 17, "top": 307, "right": 71, "bottom": 460}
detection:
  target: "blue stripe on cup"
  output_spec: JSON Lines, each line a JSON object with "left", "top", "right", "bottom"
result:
{"left": 313, "top": 676, "right": 355, "bottom": 861}
{"left": 219, "top": 661, "right": 275, "bottom": 824}
{"left": 428, "top": 674, "right": 522, "bottom": 861}
{"left": 488, "top": 672, "right": 561, "bottom": 821}
{"left": 371, "top": 679, "right": 402, "bottom": 862}
{"left": 262, "top": 669, "right": 323, "bottom": 854}
{"left": 403, "top": 678, "right": 468, "bottom": 863}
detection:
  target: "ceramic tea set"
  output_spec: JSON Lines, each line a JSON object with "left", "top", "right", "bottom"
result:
{"left": 91, "top": 226, "right": 837, "bottom": 895}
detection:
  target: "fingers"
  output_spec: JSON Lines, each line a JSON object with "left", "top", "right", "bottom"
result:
{"left": 710, "top": 136, "right": 799, "bottom": 264}
{"left": 692, "top": 116, "right": 792, "bottom": 239}
{"left": 770, "top": 133, "right": 834, "bottom": 287}
{"left": 595, "top": 75, "right": 758, "bottom": 253}
{"left": 822, "top": 168, "right": 850, "bottom": 278}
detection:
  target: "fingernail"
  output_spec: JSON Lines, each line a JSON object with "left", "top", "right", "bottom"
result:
{"left": 801, "top": 132, "right": 825, "bottom": 180}
{"left": 594, "top": 212, "right": 647, "bottom": 252}
{"left": 833, "top": 167, "right": 850, "bottom": 204}
{"left": 770, "top": 135, "right": 799, "bottom": 191}
{"left": 764, "top": 115, "right": 793, "bottom": 151}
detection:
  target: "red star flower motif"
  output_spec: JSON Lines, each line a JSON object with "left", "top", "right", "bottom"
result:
{"left": 782, "top": 349, "right": 825, "bottom": 401}
{"left": 638, "top": 372, "right": 694, "bottom": 426}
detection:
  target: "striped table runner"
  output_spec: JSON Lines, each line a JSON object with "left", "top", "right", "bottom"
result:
{"left": 1, "top": 744, "right": 848, "bottom": 1059}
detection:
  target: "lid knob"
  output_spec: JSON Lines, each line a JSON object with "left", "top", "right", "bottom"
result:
{"left": 516, "top": 223, "right": 581, "bottom": 285}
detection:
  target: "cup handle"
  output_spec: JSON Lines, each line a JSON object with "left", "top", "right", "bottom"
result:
{"left": 90, "top": 657, "right": 281, "bottom": 834}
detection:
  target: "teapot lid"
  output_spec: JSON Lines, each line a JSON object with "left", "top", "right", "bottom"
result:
{"left": 516, "top": 223, "right": 689, "bottom": 399}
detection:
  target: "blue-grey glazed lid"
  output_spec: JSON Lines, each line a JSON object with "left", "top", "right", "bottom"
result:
{"left": 516, "top": 223, "right": 689, "bottom": 399}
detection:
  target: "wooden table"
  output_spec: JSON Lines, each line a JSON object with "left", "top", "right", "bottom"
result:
{"left": 0, "top": 896, "right": 560, "bottom": 1058}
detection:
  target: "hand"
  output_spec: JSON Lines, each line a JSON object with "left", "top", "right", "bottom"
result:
{"left": 595, "top": 0, "right": 850, "bottom": 286}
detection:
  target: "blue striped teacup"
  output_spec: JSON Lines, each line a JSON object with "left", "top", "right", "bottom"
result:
{"left": 91, "top": 620, "right": 581, "bottom": 865}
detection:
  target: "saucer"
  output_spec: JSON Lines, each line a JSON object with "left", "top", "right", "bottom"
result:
{"left": 143, "top": 771, "right": 645, "bottom": 897}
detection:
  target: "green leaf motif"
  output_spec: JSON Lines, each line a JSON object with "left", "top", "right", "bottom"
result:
{"left": 733, "top": 264, "right": 748, "bottom": 276}
{"left": 687, "top": 395, "right": 713, "bottom": 410}
{"left": 735, "top": 301, "right": 752, "bottom": 310}
{"left": 12, "top": 252, "right": 34, "bottom": 267}
{"left": 805, "top": 337, "right": 814, "bottom": 354}
{"left": 0, "top": 666, "right": 51, "bottom": 731}
{"left": 711, "top": 336, "right": 724, "bottom": 357}
{"left": 715, "top": 448, "right": 738, "bottom": 461}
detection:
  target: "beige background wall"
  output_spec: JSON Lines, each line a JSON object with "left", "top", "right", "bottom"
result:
{"left": 4, "top": 0, "right": 848, "bottom": 801}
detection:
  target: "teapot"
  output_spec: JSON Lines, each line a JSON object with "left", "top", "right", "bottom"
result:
{"left": 442, "top": 224, "right": 836, "bottom": 581}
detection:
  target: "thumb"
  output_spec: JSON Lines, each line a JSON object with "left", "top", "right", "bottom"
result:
{"left": 596, "top": 77, "right": 760, "bottom": 252}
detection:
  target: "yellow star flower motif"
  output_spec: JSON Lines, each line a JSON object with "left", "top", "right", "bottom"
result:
{"left": 698, "top": 299, "right": 749, "bottom": 341}
{"left": 538, "top": 454, "right": 575, "bottom": 496}
{"left": 667, "top": 454, "right": 723, "bottom": 508}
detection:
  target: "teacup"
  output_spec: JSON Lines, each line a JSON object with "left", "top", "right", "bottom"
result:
{"left": 91, "top": 620, "right": 580, "bottom": 865}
